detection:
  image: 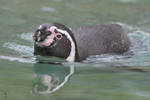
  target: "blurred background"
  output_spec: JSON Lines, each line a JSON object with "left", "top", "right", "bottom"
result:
{"left": 0, "top": 0, "right": 150, "bottom": 100}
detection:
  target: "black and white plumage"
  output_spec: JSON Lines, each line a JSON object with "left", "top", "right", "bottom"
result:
{"left": 33, "top": 23, "right": 131, "bottom": 62}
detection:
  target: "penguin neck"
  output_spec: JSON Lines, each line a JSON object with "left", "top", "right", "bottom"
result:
{"left": 56, "top": 29, "right": 80, "bottom": 62}
{"left": 68, "top": 34, "right": 80, "bottom": 62}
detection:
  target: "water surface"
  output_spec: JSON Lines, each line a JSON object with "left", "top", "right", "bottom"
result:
{"left": 0, "top": 0, "right": 150, "bottom": 100}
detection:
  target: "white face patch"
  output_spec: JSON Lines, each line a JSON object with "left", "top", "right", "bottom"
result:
{"left": 37, "top": 37, "right": 41, "bottom": 42}
{"left": 36, "top": 30, "right": 41, "bottom": 42}
{"left": 38, "top": 25, "right": 42, "bottom": 29}
{"left": 37, "top": 31, "right": 41, "bottom": 37}
{"left": 56, "top": 28, "right": 76, "bottom": 62}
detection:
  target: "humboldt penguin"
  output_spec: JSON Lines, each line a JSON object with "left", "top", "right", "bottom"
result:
{"left": 33, "top": 23, "right": 130, "bottom": 62}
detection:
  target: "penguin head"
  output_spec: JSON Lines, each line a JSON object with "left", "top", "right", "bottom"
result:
{"left": 33, "top": 23, "right": 79, "bottom": 62}
{"left": 33, "top": 23, "right": 68, "bottom": 48}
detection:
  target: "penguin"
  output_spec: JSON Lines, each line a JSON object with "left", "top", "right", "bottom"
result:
{"left": 33, "top": 23, "right": 131, "bottom": 62}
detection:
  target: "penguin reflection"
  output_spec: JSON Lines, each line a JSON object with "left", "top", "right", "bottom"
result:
{"left": 32, "top": 63, "right": 74, "bottom": 94}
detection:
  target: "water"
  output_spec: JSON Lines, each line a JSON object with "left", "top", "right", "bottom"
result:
{"left": 0, "top": 0, "right": 150, "bottom": 100}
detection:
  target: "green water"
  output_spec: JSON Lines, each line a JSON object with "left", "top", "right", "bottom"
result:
{"left": 1, "top": 0, "right": 150, "bottom": 100}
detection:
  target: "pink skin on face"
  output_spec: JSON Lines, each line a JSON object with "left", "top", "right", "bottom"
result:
{"left": 40, "top": 26, "right": 58, "bottom": 47}
{"left": 49, "top": 26, "right": 57, "bottom": 33}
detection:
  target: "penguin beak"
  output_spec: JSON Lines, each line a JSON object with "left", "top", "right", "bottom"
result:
{"left": 33, "top": 29, "right": 41, "bottom": 42}
{"left": 33, "top": 32, "right": 37, "bottom": 42}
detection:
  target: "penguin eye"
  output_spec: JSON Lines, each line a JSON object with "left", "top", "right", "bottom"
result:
{"left": 56, "top": 34, "right": 62, "bottom": 40}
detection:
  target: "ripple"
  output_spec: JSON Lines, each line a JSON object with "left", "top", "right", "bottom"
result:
{"left": 3, "top": 42, "right": 33, "bottom": 56}
{"left": 40, "top": 6, "right": 56, "bottom": 13}
{"left": 0, "top": 55, "right": 36, "bottom": 64}
{"left": 0, "top": 7, "right": 15, "bottom": 12}
{"left": 52, "top": 0, "right": 63, "bottom": 2}
{"left": 19, "top": 32, "right": 33, "bottom": 42}
{"left": 117, "top": 0, "right": 137, "bottom": 3}
{"left": 134, "top": 91, "right": 150, "bottom": 98}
